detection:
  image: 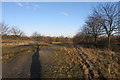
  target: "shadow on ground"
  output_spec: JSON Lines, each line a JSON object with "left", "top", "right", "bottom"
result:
{"left": 30, "top": 45, "right": 41, "bottom": 78}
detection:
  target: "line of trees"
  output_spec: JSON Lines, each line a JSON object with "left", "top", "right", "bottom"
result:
{"left": 31, "top": 32, "right": 72, "bottom": 44}
{"left": 1, "top": 3, "right": 119, "bottom": 50}
{"left": 73, "top": 3, "right": 119, "bottom": 49}
{"left": 1, "top": 23, "right": 72, "bottom": 44}
{"left": 0, "top": 22, "right": 25, "bottom": 37}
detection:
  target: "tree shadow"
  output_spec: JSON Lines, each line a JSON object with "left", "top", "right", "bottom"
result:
{"left": 30, "top": 45, "right": 41, "bottom": 78}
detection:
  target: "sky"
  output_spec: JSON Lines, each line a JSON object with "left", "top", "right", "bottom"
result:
{"left": 2, "top": 2, "right": 101, "bottom": 37}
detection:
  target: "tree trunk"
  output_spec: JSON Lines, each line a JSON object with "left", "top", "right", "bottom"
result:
{"left": 108, "top": 35, "right": 111, "bottom": 49}
{"left": 94, "top": 36, "right": 97, "bottom": 48}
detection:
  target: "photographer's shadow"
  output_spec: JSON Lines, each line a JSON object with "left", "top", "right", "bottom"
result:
{"left": 30, "top": 45, "right": 41, "bottom": 78}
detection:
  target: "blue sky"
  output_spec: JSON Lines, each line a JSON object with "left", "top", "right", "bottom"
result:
{"left": 2, "top": 2, "right": 100, "bottom": 37}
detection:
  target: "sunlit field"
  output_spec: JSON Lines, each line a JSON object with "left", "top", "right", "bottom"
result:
{"left": 2, "top": 38, "right": 120, "bottom": 78}
{"left": 1, "top": 2, "right": 120, "bottom": 79}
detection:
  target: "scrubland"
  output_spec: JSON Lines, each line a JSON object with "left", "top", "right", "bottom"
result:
{"left": 39, "top": 45, "right": 120, "bottom": 79}
{"left": 2, "top": 35, "right": 119, "bottom": 79}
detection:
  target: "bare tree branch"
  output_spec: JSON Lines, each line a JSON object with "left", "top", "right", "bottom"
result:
{"left": 0, "top": 22, "right": 11, "bottom": 35}
{"left": 11, "top": 26, "right": 25, "bottom": 36}
{"left": 93, "top": 3, "right": 119, "bottom": 49}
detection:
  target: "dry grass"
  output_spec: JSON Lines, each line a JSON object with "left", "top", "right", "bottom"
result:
{"left": 41, "top": 45, "right": 120, "bottom": 78}
{"left": 76, "top": 46, "right": 120, "bottom": 78}
{"left": 2, "top": 39, "right": 51, "bottom": 63}
{"left": 2, "top": 44, "right": 35, "bottom": 63}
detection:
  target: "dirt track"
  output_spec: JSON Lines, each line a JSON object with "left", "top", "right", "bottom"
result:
{"left": 3, "top": 46, "right": 41, "bottom": 78}
{"left": 3, "top": 52, "right": 33, "bottom": 78}
{"left": 2, "top": 45, "right": 59, "bottom": 78}
{"left": 2, "top": 45, "right": 120, "bottom": 78}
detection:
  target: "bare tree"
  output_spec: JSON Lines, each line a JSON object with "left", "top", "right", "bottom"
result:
{"left": 93, "top": 3, "right": 119, "bottom": 49}
{"left": 74, "top": 25, "right": 91, "bottom": 44}
{"left": 0, "top": 22, "right": 11, "bottom": 35}
{"left": 73, "top": 32, "right": 84, "bottom": 46}
{"left": 85, "top": 15, "right": 103, "bottom": 46}
{"left": 32, "top": 32, "right": 41, "bottom": 45}
{"left": 11, "top": 26, "right": 24, "bottom": 37}
{"left": 82, "top": 25, "right": 93, "bottom": 43}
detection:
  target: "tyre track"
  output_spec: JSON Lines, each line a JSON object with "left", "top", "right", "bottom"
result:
{"left": 76, "top": 47, "right": 104, "bottom": 79}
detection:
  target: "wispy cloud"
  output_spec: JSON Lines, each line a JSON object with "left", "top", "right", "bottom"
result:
{"left": 33, "top": 4, "right": 40, "bottom": 10}
{"left": 16, "top": 3, "right": 40, "bottom": 10}
{"left": 16, "top": 2, "right": 24, "bottom": 7}
{"left": 60, "top": 12, "right": 69, "bottom": 16}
